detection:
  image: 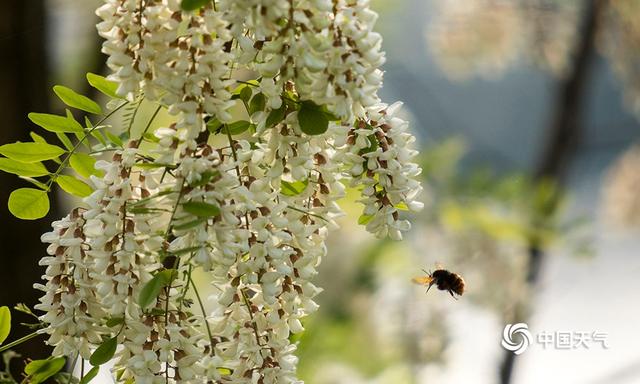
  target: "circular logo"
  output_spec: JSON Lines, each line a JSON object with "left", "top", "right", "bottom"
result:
{"left": 501, "top": 323, "right": 532, "bottom": 355}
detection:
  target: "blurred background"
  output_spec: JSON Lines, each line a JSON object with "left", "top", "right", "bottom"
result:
{"left": 1, "top": 0, "right": 639, "bottom": 383}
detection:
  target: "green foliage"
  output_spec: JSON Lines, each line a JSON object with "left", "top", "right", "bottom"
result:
{"left": 223, "top": 121, "right": 253, "bottom": 135}
{"left": 105, "top": 317, "right": 124, "bottom": 328}
{"left": 0, "top": 142, "right": 65, "bottom": 163}
{"left": 79, "top": 366, "right": 99, "bottom": 384}
{"left": 8, "top": 188, "right": 50, "bottom": 220}
{"left": 182, "top": 201, "right": 221, "bottom": 217}
{"left": 180, "top": 0, "right": 210, "bottom": 11}
{"left": 138, "top": 269, "right": 176, "bottom": 309}
{"left": 90, "top": 337, "right": 117, "bottom": 366}
{"left": 298, "top": 101, "right": 328, "bottom": 135}
{"left": 53, "top": 85, "right": 102, "bottom": 114}
{"left": 280, "top": 179, "right": 308, "bottom": 196}
{"left": 86, "top": 73, "right": 121, "bottom": 99}
{"left": 266, "top": 102, "right": 287, "bottom": 128}
{"left": 0, "top": 159, "right": 49, "bottom": 177}
{"left": 56, "top": 175, "right": 93, "bottom": 197}
{"left": 24, "top": 357, "right": 66, "bottom": 384}
{"left": 0, "top": 307, "right": 10, "bottom": 345}
{"left": 70, "top": 153, "right": 102, "bottom": 178}
{"left": 357, "top": 214, "right": 373, "bottom": 225}
{"left": 206, "top": 117, "right": 222, "bottom": 133}
{"left": 248, "top": 93, "right": 266, "bottom": 115}
{"left": 28, "top": 112, "right": 84, "bottom": 133}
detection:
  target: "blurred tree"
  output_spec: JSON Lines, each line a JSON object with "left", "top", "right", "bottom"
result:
{"left": 499, "top": 0, "right": 604, "bottom": 382}
{"left": 0, "top": 0, "right": 55, "bottom": 371}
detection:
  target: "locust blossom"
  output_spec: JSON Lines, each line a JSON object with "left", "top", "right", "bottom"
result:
{"left": 32, "top": 1, "right": 423, "bottom": 383}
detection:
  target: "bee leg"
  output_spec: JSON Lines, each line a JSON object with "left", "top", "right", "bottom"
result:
{"left": 448, "top": 290, "right": 458, "bottom": 300}
{"left": 426, "top": 282, "right": 434, "bottom": 294}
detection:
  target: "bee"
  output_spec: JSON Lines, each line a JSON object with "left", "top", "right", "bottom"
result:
{"left": 412, "top": 267, "right": 465, "bottom": 299}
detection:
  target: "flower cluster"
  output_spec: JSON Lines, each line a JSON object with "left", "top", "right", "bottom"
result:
{"left": 33, "top": 1, "right": 423, "bottom": 383}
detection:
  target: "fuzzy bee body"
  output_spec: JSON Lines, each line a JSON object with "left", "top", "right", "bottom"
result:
{"left": 412, "top": 268, "right": 465, "bottom": 299}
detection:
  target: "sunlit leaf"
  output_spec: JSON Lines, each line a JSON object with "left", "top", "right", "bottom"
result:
{"left": 0, "top": 306, "right": 10, "bottom": 344}
{"left": 8, "top": 188, "right": 50, "bottom": 220}
{"left": 54, "top": 85, "right": 102, "bottom": 114}
{"left": 280, "top": 180, "right": 308, "bottom": 196}
{"left": 357, "top": 214, "right": 373, "bottom": 225}
{"left": 86, "top": 73, "right": 122, "bottom": 99}
{"left": 28, "top": 112, "right": 84, "bottom": 133}
{"left": 24, "top": 357, "right": 66, "bottom": 384}
{"left": 56, "top": 175, "right": 93, "bottom": 197}
{"left": 0, "top": 142, "right": 65, "bottom": 163}
{"left": 0, "top": 158, "right": 49, "bottom": 177}
{"left": 70, "top": 153, "right": 101, "bottom": 178}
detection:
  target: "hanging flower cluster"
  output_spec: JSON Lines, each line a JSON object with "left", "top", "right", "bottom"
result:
{"left": 0, "top": 0, "right": 421, "bottom": 383}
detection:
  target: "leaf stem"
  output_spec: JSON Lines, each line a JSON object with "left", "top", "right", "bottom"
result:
{"left": 189, "top": 276, "right": 215, "bottom": 355}
{"left": 0, "top": 331, "right": 40, "bottom": 353}
{"left": 46, "top": 101, "right": 128, "bottom": 190}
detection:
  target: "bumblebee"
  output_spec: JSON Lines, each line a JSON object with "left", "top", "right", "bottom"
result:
{"left": 412, "top": 267, "right": 465, "bottom": 299}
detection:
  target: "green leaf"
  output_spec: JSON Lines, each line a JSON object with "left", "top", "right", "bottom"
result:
{"left": 395, "top": 202, "right": 409, "bottom": 211}
{"left": 217, "top": 367, "right": 232, "bottom": 375}
{"left": 223, "top": 121, "right": 252, "bottom": 135}
{"left": 138, "top": 270, "right": 176, "bottom": 309}
{"left": 79, "top": 366, "right": 100, "bottom": 384}
{"left": 298, "top": 101, "right": 328, "bottom": 135}
{"left": 87, "top": 73, "right": 122, "bottom": 99}
{"left": 54, "top": 85, "right": 102, "bottom": 114}
{"left": 0, "top": 306, "right": 10, "bottom": 345}
{"left": 280, "top": 179, "right": 308, "bottom": 196}
{"left": 105, "top": 131, "right": 123, "bottom": 147}
{"left": 8, "top": 188, "right": 50, "bottom": 220}
{"left": 172, "top": 218, "right": 207, "bottom": 231}
{"left": 105, "top": 317, "right": 124, "bottom": 327}
{"left": 239, "top": 85, "right": 252, "bottom": 105}
{"left": 266, "top": 102, "right": 286, "bottom": 128}
{"left": 24, "top": 357, "right": 66, "bottom": 384}
{"left": 358, "top": 134, "right": 378, "bottom": 155}
{"left": 55, "top": 132, "right": 74, "bottom": 151}
{"left": 30, "top": 131, "right": 47, "bottom": 143}
{"left": 182, "top": 201, "right": 220, "bottom": 217}
{"left": 0, "top": 142, "right": 66, "bottom": 163}
{"left": 206, "top": 117, "right": 222, "bottom": 133}
{"left": 89, "top": 337, "right": 117, "bottom": 366}
{"left": 249, "top": 93, "right": 266, "bottom": 115}
{"left": 28, "top": 112, "right": 84, "bottom": 133}
{"left": 181, "top": 0, "right": 210, "bottom": 11}
{"left": 0, "top": 158, "right": 49, "bottom": 177}
{"left": 70, "top": 153, "right": 100, "bottom": 178}
{"left": 189, "top": 170, "right": 220, "bottom": 187}
{"left": 56, "top": 175, "right": 93, "bottom": 197}
{"left": 22, "top": 177, "right": 49, "bottom": 190}
{"left": 358, "top": 214, "right": 373, "bottom": 225}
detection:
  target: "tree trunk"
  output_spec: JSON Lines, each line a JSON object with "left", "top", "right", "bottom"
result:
{"left": 498, "top": 0, "right": 604, "bottom": 383}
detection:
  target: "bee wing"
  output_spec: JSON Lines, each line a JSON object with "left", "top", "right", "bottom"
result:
{"left": 434, "top": 261, "right": 445, "bottom": 271}
{"left": 411, "top": 276, "right": 434, "bottom": 285}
